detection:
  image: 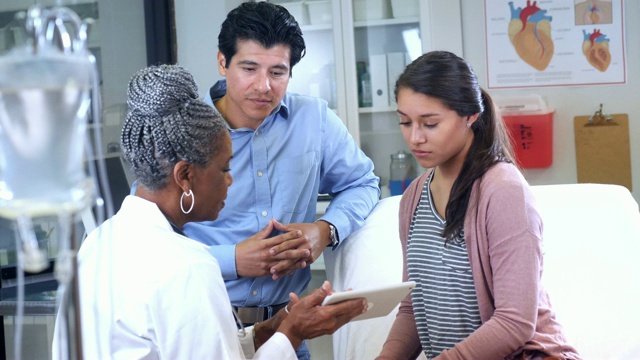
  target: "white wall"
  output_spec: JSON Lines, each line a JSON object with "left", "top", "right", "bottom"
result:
{"left": 459, "top": 0, "right": 639, "bottom": 203}
{"left": 174, "top": 0, "right": 244, "bottom": 99}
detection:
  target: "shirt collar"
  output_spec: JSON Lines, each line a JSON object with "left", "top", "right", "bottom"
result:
{"left": 123, "top": 196, "right": 188, "bottom": 237}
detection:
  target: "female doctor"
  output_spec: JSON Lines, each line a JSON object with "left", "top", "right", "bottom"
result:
{"left": 53, "top": 64, "right": 366, "bottom": 359}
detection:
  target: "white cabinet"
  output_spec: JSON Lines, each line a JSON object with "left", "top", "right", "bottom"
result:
{"left": 274, "top": 0, "right": 463, "bottom": 193}
{"left": 345, "top": 12, "right": 423, "bottom": 192}
{"left": 274, "top": 0, "right": 349, "bottom": 121}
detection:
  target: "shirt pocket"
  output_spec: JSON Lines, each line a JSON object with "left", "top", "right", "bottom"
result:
{"left": 272, "top": 151, "right": 318, "bottom": 214}
{"left": 441, "top": 240, "right": 472, "bottom": 273}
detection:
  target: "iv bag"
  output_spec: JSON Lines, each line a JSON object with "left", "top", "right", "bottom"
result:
{"left": 0, "top": 8, "right": 94, "bottom": 218}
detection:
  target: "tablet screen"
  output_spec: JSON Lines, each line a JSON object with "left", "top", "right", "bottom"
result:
{"left": 322, "top": 281, "right": 416, "bottom": 322}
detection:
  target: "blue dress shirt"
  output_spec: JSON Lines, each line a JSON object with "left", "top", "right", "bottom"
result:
{"left": 182, "top": 80, "right": 380, "bottom": 307}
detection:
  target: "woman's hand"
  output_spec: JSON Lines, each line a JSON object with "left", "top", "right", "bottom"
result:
{"left": 277, "top": 281, "right": 367, "bottom": 349}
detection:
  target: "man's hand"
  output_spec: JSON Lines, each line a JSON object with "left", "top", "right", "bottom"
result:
{"left": 266, "top": 221, "right": 332, "bottom": 280}
{"left": 235, "top": 219, "right": 310, "bottom": 278}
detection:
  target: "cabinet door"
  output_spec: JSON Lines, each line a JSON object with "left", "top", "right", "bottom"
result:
{"left": 270, "top": 0, "right": 348, "bottom": 121}
{"left": 340, "top": 0, "right": 462, "bottom": 196}
{"left": 339, "top": 0, "right": 422, "bottom": 196}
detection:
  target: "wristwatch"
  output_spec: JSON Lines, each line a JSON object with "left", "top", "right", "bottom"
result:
{"left": 326, "top": 222, "right": 339, "bottom": 249}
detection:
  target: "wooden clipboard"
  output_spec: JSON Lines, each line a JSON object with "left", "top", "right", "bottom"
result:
{"left": 574, "top": 108, "right": 632, "bottom": 191}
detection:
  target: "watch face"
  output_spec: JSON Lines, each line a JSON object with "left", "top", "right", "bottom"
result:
{"left": 329, "top": 224, "right": 338, "bottom": 245}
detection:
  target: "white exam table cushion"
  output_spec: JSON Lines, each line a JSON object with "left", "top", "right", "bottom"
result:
{"left": 324, "top": 184, "right": 640, "bottom": 360}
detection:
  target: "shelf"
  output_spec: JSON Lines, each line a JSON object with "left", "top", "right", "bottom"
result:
{"left": 316, "top": 200, "right": 330, "bottom": 216}
{"left": 358, "top": 106, "right": 397, "bottom": 114}
{"left": 301, "top": 23, "right": 333, "bottom": 32}
{"left": 359, "top": 129, "right": 402, "bottom": 137}
{"left": 353, "top": 16, "right": 419, "bottom": 28}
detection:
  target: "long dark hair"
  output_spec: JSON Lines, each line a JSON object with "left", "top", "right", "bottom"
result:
{"left": 218, "top": 1, "right": 306, "bottom": 76}
{"left": 395, "top": 51, "right": 516, "bottom": 242}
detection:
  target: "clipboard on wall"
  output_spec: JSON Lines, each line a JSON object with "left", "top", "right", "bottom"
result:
{"left": 574, "top": 105, "right": 632, "bottom": 191}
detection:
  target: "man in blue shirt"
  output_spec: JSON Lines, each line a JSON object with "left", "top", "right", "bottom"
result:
{"left": 183, "top": 2, "right": 380, "bottom": 358}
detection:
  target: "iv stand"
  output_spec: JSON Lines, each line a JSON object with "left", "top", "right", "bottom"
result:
{"left": 0, "top": 6, "right": 105, "bottom": 359}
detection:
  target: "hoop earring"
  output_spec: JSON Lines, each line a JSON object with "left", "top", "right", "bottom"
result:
{"left": 180, "top": 189, "right": 194, "bottom": 214}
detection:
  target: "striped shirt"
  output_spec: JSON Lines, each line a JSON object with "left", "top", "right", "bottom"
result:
{"left": 407, "top": 173, "right": 482, "bottom": 359}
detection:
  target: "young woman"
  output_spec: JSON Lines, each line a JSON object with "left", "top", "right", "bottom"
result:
{"left": 377, "top": 51, "right": 580, "bottom": 360}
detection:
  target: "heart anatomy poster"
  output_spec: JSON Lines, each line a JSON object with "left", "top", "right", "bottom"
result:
{"left": 485, "top": 0, "right": 625, "bottom": 88}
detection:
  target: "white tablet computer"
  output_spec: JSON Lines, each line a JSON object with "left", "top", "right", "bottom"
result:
{"left": 321, "top": 281, "right": 416, "bottom": 322}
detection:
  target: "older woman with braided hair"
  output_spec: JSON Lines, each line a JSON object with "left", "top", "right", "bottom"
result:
{"left": 55, "top": 64, "right": 366, "bottom": 359}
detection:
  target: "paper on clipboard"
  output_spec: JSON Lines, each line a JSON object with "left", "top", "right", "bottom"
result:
{"left": 574, "top": 110, "right": 632, "bottom": 191}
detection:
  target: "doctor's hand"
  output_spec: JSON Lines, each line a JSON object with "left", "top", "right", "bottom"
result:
{"left": 235, "top": 219, "right": 310, "bottom": 278}
{"left": 259, "top": 281, "right": 367, "bottom": 351}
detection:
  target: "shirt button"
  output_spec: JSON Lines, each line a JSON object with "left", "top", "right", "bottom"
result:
{"left": 257, "top": 171, "right": 263, "bottom": 177}
{"left": 255, "top": 130, "right": 259, "bottom": 136}
{"left": 252, "top": 290, "right": 258, "bottom": 296}
{"left": 261, "top": 211, "right": 267, "bottom": 217}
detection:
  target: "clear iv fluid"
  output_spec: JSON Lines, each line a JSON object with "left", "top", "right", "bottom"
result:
{"left": 0, "top": 86, "right": 91, "bottom": 217}
{"left": 0, "top": 47, "right": 93, "bottom": 217}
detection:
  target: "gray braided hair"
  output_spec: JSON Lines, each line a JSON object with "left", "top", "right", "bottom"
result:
{"left": 121, "top": 64, "right": 227, "bottom": 192}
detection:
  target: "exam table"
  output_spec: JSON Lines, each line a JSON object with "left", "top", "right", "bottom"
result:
{"left": 324, "top": 183, "right": 640, "bottom": 360}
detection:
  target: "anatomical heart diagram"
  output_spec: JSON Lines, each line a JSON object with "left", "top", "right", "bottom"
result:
{"left": 508, "top": 1, "right": 554, "bottom": 71}
{"left": 582, "top": 29, "right": 611, "bottom": 71}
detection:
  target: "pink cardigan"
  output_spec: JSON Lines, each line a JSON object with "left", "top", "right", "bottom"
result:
{"left": 378, "top": 163, "right": 580, "bottom": 360}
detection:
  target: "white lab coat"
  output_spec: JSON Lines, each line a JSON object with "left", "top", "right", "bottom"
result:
{"left": 53, "top": 195, "right": 296, "bottom": 359}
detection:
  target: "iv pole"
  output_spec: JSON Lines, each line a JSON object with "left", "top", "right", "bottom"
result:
{"left": 0, "top": 5, "right": 106, "bottom": 359}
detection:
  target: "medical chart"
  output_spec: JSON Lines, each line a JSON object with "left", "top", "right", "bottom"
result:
{"left": 484, "top": 0, "right": 625, "bottom": 88}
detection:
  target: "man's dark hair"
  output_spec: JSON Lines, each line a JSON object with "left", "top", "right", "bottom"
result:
{"left": 218, "top": 1, "right": 306, "bottom": 76}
